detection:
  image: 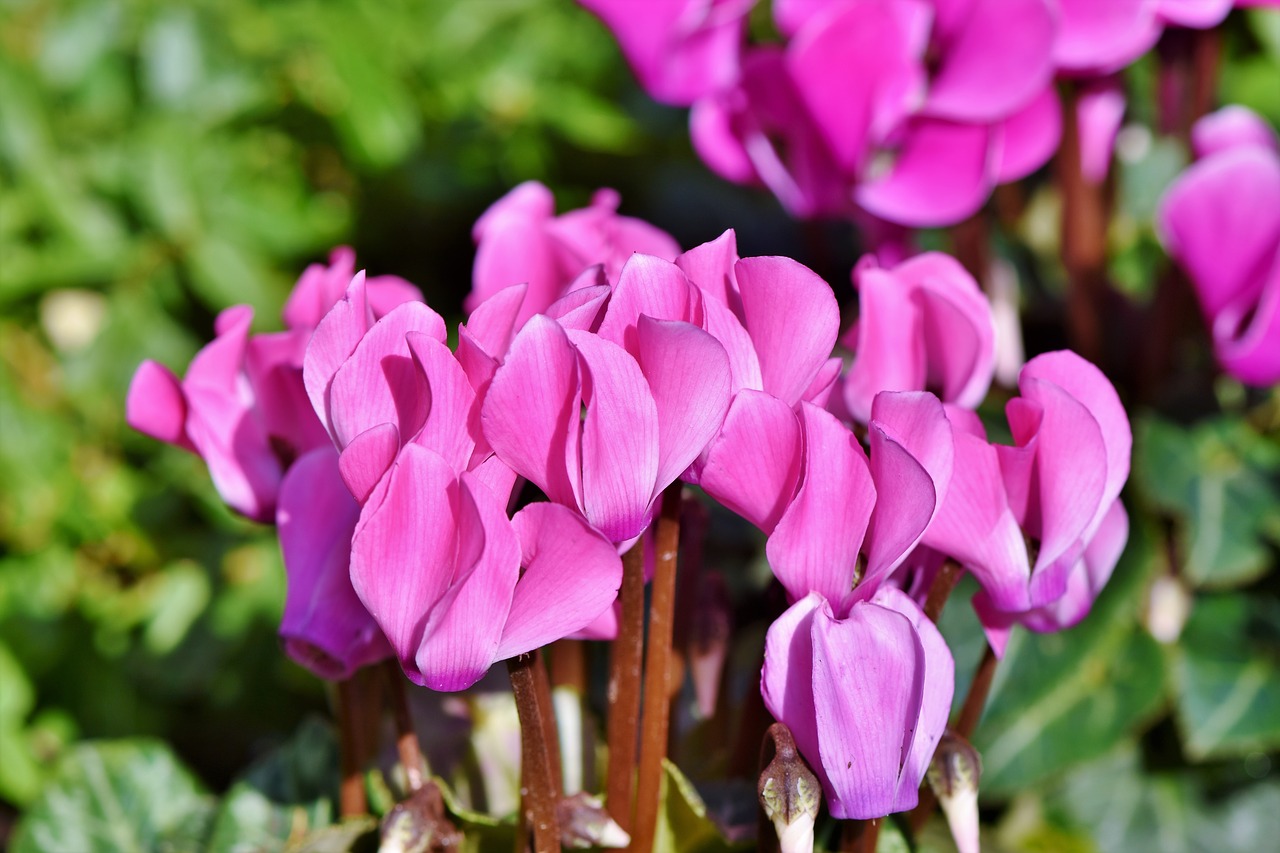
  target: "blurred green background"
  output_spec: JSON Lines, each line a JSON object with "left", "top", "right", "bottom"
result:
{"left": 1, "top": 1, "right": 1279, "bottom": 851}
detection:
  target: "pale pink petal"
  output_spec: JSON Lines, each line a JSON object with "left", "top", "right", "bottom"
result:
{"left": 547, "top": 281, "right": 612, "bottom": 333}
{"left": 127, "top": 360, "right": 192, "bottom": 450}
{"left": 462, "top": 283, "right": 528, "bottom": 362}
{"left": 243, "top": 331, "right": 330, "bottom": 458}
{"left": 1215, "top": 252, "right": 1280, "bottom": 386}
{"left": 811, "top": 598, "right": 921, "bottom": 819}
{"left": 767, "top": 403, "right": 875, "bottom": 608}
{"left": 481, "top": 315, "right": 583, "bottom": 509}
{"left": 469, "top": 182, "right": 560, "bottom": 323}
{"left": 349, "top": 445, "right": 461, "bottom": 680}
{"left": 1158, "top": 0, "right": 1233, "bottom": 28}
{"left": 414, "top": 473, "right": 521, "bottom": 692}
{"left": 924, "top": 0, "right": 1056, "bottom": 124}
{"left": 407, "top": 333, "right": 479, "bottom": 474}
{"left": 1054, "top": 0, "right": 1162, "bottom": 75}
{"left": 597, "top": 255, "right": 700, "bottom": 352}
{"left": 1191, "top": 105, "right": 1280, "bottom": 159}
{"left": 676, "top": 229, "right": 741, "bottom": 310}
{"left": 699, "top": 390, "right": 803, "bottom": 531}
{"left": 338, "top": 423, "right": 401, "bottom": 504}
{"left": 863, "top": 392, "right": 955, "bottom": 592}
{"left": 996, "top": 86, "right": 1062, "bottom": 183}
{"left": 497, "top": 502, "right": 624, "bottom": 658}
{"left": 365, "top": 274, "right": 425, "bottom": 320}
{"left": 844, "top": 267, "right": 925, "bottom": 423}
{"left": 803, "top": 357, "right": 843, "bottom": 408}
{"left": 283, "top": 247, "right": 357, "bottom": 331}
{"left": 569, "top": 330, "right": 661, "bottom": 541}
{"left": 700, "top": 295, "right": 763, "bottom": 394}
{"left": 1077, "top": 78, "right": 1126, "bottom": 185}
{"left": 736, "top": 256, "right": 839, "bottom": 405}
{"left": 278, "top": 447, "right": 390, "bottom": 680}
{"left": 304, "top": 272, "right": 372, "bottom": 435}
{"left": 856, "top": 119, "right": 998, "bottom": 228}
{"left": 635, "top": 317, "right": 732, "bottom": 492}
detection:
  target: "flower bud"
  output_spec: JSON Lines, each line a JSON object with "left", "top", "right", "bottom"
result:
{"left": 758, "top": 723, "right": 821, "bottom": 853}
{"left": 379, "top": 781, "right": 463, "bottom": 853}
{"left": 926, "top": 731, "right": 982, "bottom": 853}
{"left": 557, "top": 792, "right": 630, "bottom": 849}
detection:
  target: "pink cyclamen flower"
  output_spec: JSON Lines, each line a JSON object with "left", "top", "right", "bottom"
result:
{"left": 577, "top": 0, "right": 754, "bottom": 106}
{"left": 1157, "top": 106, "right": 1280, "bottom": 386}
{"left": 841, "top": 252, "right": 996, "bottom": 423}
{"left": 468, "top": 181, "right": 680, "bottom": 328}
{"left": 920, "top": 350, "right": 1131, "bottom": 654}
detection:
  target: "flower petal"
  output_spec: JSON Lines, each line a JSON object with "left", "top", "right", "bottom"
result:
{"left": 996, "top": 86, "right": 1062, "bottom": 183}
{"left": 699, "top": 389, "right": 802, "bottom": 531}
{"left": 339, "top": 422, "right": 401, "bottom": 504}
{"left": 1191, "top": 105, "right": 1279, "bottom": 159}
{"left": 407, "top": 333, "right": 479, "bottom": 474}
{"left": 761, "top": 592, "right": 823, "bottom": 770}
{"left": 598, "top": 255, "right": 700, "bottom": 352}
{"left": 127, "top": 360, "right": 192, "bottom": 449}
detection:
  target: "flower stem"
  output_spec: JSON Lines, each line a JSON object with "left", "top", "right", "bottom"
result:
{"left": 606, "top": 540, "right": 647, "bottom": 831}
{"left": 383, "top": 660, "right": 426, "bottom": 793}
{"left": 1058, "top": 81, "right": 1110, "bottom": 367}
{"left": 508, "top": 651, "right": 562, "bottom": 853}
{"left": 840, "top": 818, "right": 880, "bottom": 853}
{"left": 908, "top": 643, "right": 999, "bottom": 835}
{"left": 336, "top": 673, "right": 371, "bottom": 817}
{"left": 630, "top": 483, "right": 684, "bottom": 853}
{"left": 923, "top": 559, "right": 963, "bottom": 624}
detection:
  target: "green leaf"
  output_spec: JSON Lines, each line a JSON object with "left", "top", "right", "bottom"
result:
{"left": 10, "top": 739, "right": 214, "bottom": 853}
{"left": 653, "top": 758, "right": 747, "bottom": 853}
{"left": 972, "top": 522, "right": 1166, "bottom": 796}
{"left": 206, "top": 717, "right": 341, "bottom": 853}
{"left": 284, "top": 819, "right": 379, "bottom": 853}
{"left": 1135, "top": 416, "right": 1280, "bottom": 588}
{"left": 1172, "top": 593, "right": 1280, "bottom": 760}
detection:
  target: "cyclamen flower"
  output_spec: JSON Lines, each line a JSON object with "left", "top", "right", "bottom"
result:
{"left": 1157, "top": 105, "right": 1280, "bottom": 387}
{"left": 760, "top": 393, "right": 956, "bottom": 818}
{"left": 127, "top": 248, "right": 420, "bottom": 679}
{"left": 468, "top": 181, "right": 680, "bottom": 327}
{"left": 840, "top": 252, "right": 996, "bottom": 423}
{"left": 920, "top": 351, "right": 1131, "bottom": 653}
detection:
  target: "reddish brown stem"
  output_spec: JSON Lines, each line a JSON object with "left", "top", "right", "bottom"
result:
{"left": 630, "top": 484, "right": 684, "bottom": 853}
{"left": 337, "top": 675, "right": 370, "bottom": 817}
{"left": 549, "top": 640, "right": 587, "bottom": 693}
{"left": 923, "top": 560, "right": 963, "bottom": 624}
{"left": 508, "top": 652, "right": 562, "bottom": 853}
{"left": 950, "top": 212, "right": 990, "bottom": 284}
{"left": 383, "top": 660, "right": 426, "bottom": 793}
{"left": 1058, "top": 82, "right": 1110, "bottom": 366}
{"left": 840, "top": 818, "right": 881, "bottom": 853}
{"left": 532, "top": 649, "right": 565, "bottom": 798}
{"left": 606, "top": 541, "right": 647, "bottom": 831}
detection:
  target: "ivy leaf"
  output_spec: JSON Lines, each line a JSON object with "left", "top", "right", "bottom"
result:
{"left": 9, "top": 739, "right": 214, "bottom": 853}
{"left": 972, "top": 521, "right": 1166, "bottom": 796}
{"left": 1173, "top": 593, "right": 1280, "bottom": 760}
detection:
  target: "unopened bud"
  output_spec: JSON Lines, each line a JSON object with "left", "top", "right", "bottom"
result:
{"left": 380, "top": 781, "right": 463, "bottom": 852}
{"left": 557, "top": 792, "right": 630, "bottom": 849}
{"left": 926, "top": 732, "right": 981, "bottom": 853}
{"left": 759, "top": 723, "right": 821, "bottom": 853}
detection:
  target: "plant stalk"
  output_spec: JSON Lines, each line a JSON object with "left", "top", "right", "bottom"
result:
{"left": 508, "top": 651, "right": 562, "bottom": 853}
{"left": 337, "top": 673, "right": 370, "bottom": 817}
{"left": 606, "top": 540, "right": 648, "bottom": 831}
{"left": 629, "top": 483, "right": 684, "bottom": 853}
{"left": 1058, "top": 82, "right": 1110, "bottom": 367}
{"left": 384, "top": 660, "right": 426, "bottom": 793}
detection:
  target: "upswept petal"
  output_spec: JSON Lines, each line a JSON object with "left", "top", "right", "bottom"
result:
{"left": 1158, "top": 0, "right": 1233, "bottom": 28}
{"left": 349, "top": 444, "right": 461, "bottom": 679}
{"left": 278, "top": 447, "right": 389, "bottom": 680}
{"left": 760, "top": 592, "right": 823, "bottom": 771}
{"left": 700, "top": 295, "right": 764, "bottom": 394}
{"left": 856, "top": 119, "right": 998, "bottom": 228}
{"left": 1076, "top": 79, "right": 1126, "bottom": 185}
{"left": 304, "top": 273, "right": 373, "bottom": 435}
{"left": 676, "top": 228, "right": 741, "bottom": 310}
{"left": 339, "top": 423, "right": 401, "bottom": 503}
{"left": 803, "top": 357, "right": 843, "bottom": 408}
{"left": 736, "top": 256, "right": 839, "bottom": 405}
{"left": 597, "top": 255, "right": 701, "bottom": 352}
{"left": 283, "top": 247, "right": 357, "bottom": 331}
{"left": 482, "top": 315, "right": 583, "bottom": 509}
{"left": 327, "top": 302, "right": 447, "bottom": 449}
{"left": 569, "top": 330, "right": 661, "bottom": 541}
{"left": 863, "top": 392, "right": 955, "bottom": 592}
{"left": 127, "top": 360, "right": 192, "bottom": 450}
{"left": 414, "top": 473, "right": 521, "bottom": 692}
{"left": 843, "top": 267, "right": 925, "bottom": 423}
{"left": 1215, "top": 253, "right": 1280, "bottom": 386}
{"left": 811, "top": 597, "right": 922, "bottom": 819}
{"left": 462, "top": 283, "right": 527, "bottom": 363}
{"left": 1191, "top": 105, "right": 1279, "bottom": 159}
{"left": 699, "top": 389, "right": 803, "bottom": 532}
{"left": 407, "top": 333, "right": 479, "bottom": 474}
{"left": 871, "top": 586, "right": 954, "bottom": 811}
{"left": 244, "top": 331, "right": 330, "bottom": 458}
{"left": 1053, "top": 0, "right": 1161, "bottom": 75}
{"left": 1157, "top": 146, "right": 1280, "bottom": 317}
{"left": 923, "top": 429, "right": 1031, "bottom": 611}
{"left": 899, "top": 253, "right": 996, "bottom": 408}
{"left": 924, "top": 0, "right": 1055, "bottom": 124}
{"left": 996, "top": 86, "right": 1062, "bottom": 183}
{"left": 497, "top": 502, "right": 624, "bottom": 659}
{"left": 469, "top": 183, "right": 560, "bottom": 322}
{"left": 767, "top": 403, "right": 876, "bottom": 609}
{"left": 635, "top": 317, "right": 732, "bottom": 491}
{"left": 547, "top": 281, "right": 612, "bottom": 332}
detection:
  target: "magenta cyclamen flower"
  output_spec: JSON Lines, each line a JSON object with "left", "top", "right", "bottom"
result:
{"left": 920, "top": 351, "right": 1131, "bottom": 653}
{"left": 468, "top": 181, "right": 680, "bottom": 328}
{"left": 840, "top": 252, "right": 996, "bottom": 423}
{"left": 1157, "top": 106, "right": 1280, "bottom": 387}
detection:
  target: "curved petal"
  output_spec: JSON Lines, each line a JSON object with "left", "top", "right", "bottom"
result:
{"left": 283, "top": 247, "right": 357, "bottom": 332}
{"left": 1191, "top": 105, "right": 1279, "bottom": 159}
{"left": 760, "top": 592, "right": 823, "bottom": 773}
{"left": 469, "top": 182, "right": 560, "bottom": 323}
{"left": 569, "top": 330, "right": 661, "bottom": 541}
{"left": 481, "top": 315, "right": 583, "bottom": 509}
{"left": 1077, "top": 78, "right": 1126, "bottom": 185}
{"left": 278, "top": 447, "right": 389, "bottom": 680}
{"left": 414, "top": 473, "right": 521, "bottom": 692}
{"left": 1215, "top": 252, "right": 1280, "bottom": 386}
{"left": 844, "top": 266, "right": 925, "bottom": 423}
{"left": 304, "top": 273, "right": 372, "bottom": 436}
{"left": 598, "top": 255, "right": 700, "bottom": 352}
{"left": 1053, "top": 0, "right": 1161, "bottom": 75}
{"left": 700, "top": 295, "right": 763, "bottom": 394}
{"left": 924, "top": 0, "right": 1055, "bottom": 123}
{"left": 996, "top": 86, "right": 1062, "bottom": 183}
{"left": 407, "top": 333, "right": 479, "bottom": 474}
{"left": 127, "top": 360, "right": 192, "bottom": 449}
{"left": 767, "top": 403, "right": 875, "bottom": 608}
{"left": 462, "top": 283, "right": 528, "bottom": 362}
{"left": 339, "top": 422, "right": 401, "bottom": 504}
{"left": 736, "top": 256, "right": 840, "bottom": 405}
{"left": 497, "top": 502, "right": 624, "bottom": 658}
{"left": 699, "top": 390, "right": 802, "bottom": 531}
{"left": 857, "top": 119, "right": 998, "bottom": 228}
{"left": 676, "top": 229, "right": 741, "bottom": 310}
{"left": 1157, "top": 0, "right": 1232, "bottom": 28}
{"left": 547, "top": 281, "right": 611, "bottom": 333}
